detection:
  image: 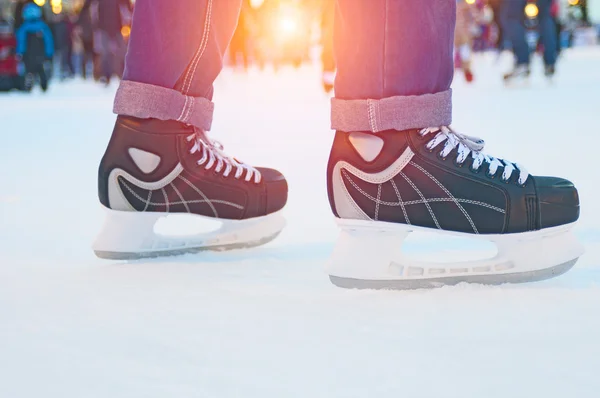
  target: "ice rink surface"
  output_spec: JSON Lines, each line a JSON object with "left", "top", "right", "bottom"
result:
{"left": 1, "top": 49, "right": 600, "bottom": 397}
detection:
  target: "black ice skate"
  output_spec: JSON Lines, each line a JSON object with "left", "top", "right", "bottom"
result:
{"left": 93, "top": 116, "right": 287, "bottom": 259}
{"left": 326, "top": 127, "right": 582, "bottom": 289}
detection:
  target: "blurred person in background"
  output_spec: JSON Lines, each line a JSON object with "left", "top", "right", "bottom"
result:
{"left": 579, "top": 0, "right": 590, "bottom": 26}
{"left": 455, "top": 0, "right": 477, "bottom": 83}
{"left": 503, "top": 0, "right": 558, "bottom": 82}
{"left": 51, "top": 11, "right": 74, "bottom": 79}
{"left": 550, "top": 0, "right": 563, "bottom": 56}
{"left": 74, "top": 5, "right": 95, "bottom": 80}
{"left": 79, "top": 0, "right": 132, "bottom": 85}
{"left": 473, "top": 0, "right": 497, "bottom": 51}
{"left": 487, "top": 0, "right": 505, "bottom": 51}
{"left": 71, "top": 13, "right": 84, "bottom": 77}
{"left": 15, "top": 3, "right": 53, "bottom": 92}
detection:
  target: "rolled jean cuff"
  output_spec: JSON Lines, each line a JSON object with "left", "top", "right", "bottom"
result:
{"left": 330, "top": 89, "right": 452, "bottom": 133}
{"left": 113, "top": 80, "right": 215, "bottom": 131}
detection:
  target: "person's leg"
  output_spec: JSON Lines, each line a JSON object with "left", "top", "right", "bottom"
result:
{"left": 64, "top": 46, "right": 72, "bottom": 76}
{"left": 97, "top": 30, "right": 112, "bottom": 81}
{"left": 67, "top": 43, "right": 75, "bottom": 76}
{"left": 115, "top": 0, "right": 242, "bottom": 128}
{"left": 326, "top": 0, "right": 581, "bottom": 289}
{"left": 38, "top": 62, "right": 48, "bottom": 91}
{"left": 537, "top": 0, "right": 558, "bottom": 67}
{"left": 333, "top": 0, "right": 454, "bottom": 124}
{"left": 80, "top": 49, "right": 86, "bottom": 79}
{"left": 491, "top": 4, "right": 505, "bottom": 51}
{"left": 502, "top": 0, "right": 530, "bottom": 66}
{"left": 111, "top": 34, "right": 126, "bottom": 79}
{"left": 554, "top": 18, "right": 562, "bottom": 56}
{"left": 82, "top": 40, "right": 93, "bottom": 79}
{"left": 94, "top": 0, "right": 288, "bottom": 259}
{"left": 23, "top": 58, "right": 35, "bottom": 91}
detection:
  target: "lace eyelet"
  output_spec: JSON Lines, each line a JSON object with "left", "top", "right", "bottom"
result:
{"left": 437, "top": 152, "right": 447, "bottom": 161}
{"left": 453, "top": 158, "right": 464, "bottom": 168}
{"left": 485, "top": 170, "right": 496, "bottom": 179}
{"left": 469, "top": 165, "right": 480, "bottom": 174}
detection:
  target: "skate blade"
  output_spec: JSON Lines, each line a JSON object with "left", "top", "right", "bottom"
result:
{"left": 93, "top": 209, "right": 286, "bottom": 260}
{"left": 94, "top": 231, "right": 283, "bottom": 260}
{"left": 327, "top": 219, "right": 584, "bottom": 290}
{"left": 329, "top": 258, "right": 579, "bottom": 290}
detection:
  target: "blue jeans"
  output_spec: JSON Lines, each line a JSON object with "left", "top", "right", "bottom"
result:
{"left": 537, "top": 0, "right": 558, "bottom": 66}
{"left": 115, "top": 0, "right": 456, "bottom": 133}
{"left": 503, "top": 0, "right": 557, "bottom": 66}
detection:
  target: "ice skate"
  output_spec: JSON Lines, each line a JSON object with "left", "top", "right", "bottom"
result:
{"left": 503, "top": 64, "right": 530, "bottom": 85}
{"left": 545, "top": 64, "right": 556, "bottom": 82}
{"left": 93, "top": 116, "right": 287, "bottom": 260}
{"left": 326, "top": 127, "right": 582, "bottom": 289}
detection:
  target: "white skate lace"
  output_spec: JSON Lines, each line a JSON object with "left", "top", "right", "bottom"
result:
{"left": 419, "top": 126, "right": 529, "bottom": 185}
{"left": 186, "top": 130, "right": 261, "bottom": 184}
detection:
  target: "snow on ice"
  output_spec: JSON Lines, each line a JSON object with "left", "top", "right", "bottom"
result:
{"left": 1, "top": 49, "right": 600, "bottom": 397}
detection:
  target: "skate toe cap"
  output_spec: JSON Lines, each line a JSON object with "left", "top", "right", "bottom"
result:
{"left": 535, "top": 176, "right": 580, "bottom": 228}
{"left": 258, "top": 167, "right": 288, "bottom": 214}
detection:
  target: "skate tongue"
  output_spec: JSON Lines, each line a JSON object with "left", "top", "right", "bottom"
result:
{"left": 457, "top": 132, "right": 485, "bottom": 152}
{"left": 438, "top": 126, "right": 485, "bottom": 152}
{"left": 193, "top": 128, "right": 211, "bottom": 143}
{"left": 192, "top": 129, "right": 226, "bottom": 154}
{"left": 188, "top": 129, "right": 258, "bottom": 182}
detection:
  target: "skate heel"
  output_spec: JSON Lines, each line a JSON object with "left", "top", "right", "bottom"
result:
{"left": 327, "top": 219, "right": 584, "bottom": 290}
{"left": 93, "top": 209, "right": 286, "bottom": 260}
{"left": 93, "top": 210, "right": 163, "bottom": 259}
{"left": 326, "top": 220, "right": 409, "bottom": 285}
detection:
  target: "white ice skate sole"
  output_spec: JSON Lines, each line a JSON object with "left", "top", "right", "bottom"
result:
{"left": 93, "top": 209, "right": 286, "bottom": 260}
{"left": 327, "top": 219, "right": 583, "bottom": 289}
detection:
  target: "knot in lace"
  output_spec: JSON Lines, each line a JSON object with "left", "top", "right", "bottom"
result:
{"left": 186, "top": 130, "right": 261, "bottom": 184}
{"left": 419, "top": 126, "right": 529, "bottom": 186}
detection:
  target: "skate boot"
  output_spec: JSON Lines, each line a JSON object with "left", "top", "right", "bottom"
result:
{"left": 93, "top": 116, "right": 287, "bottom": 259}
{"left": 503, "top": 64, "right": 530, "bottom": 84}
{"left": 326, "top": 127, "right": 582, "bottom": 289}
